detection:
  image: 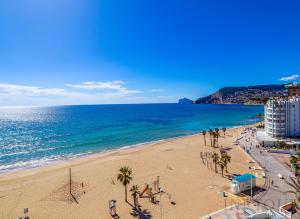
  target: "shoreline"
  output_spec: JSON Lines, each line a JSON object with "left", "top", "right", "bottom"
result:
{"left": 0, "top": 123, "right": 264, "bottom": 219}
{"left": 0, "top": 123, "right": 255, "bottom": 177}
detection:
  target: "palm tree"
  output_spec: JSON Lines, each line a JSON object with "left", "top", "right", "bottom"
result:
{"left": 202, "top": 130, "right": 207, "bottom": 146}
{"left": 212, "top": 132, "right": 217, "bottom": 147}
{"left": 212, "top": 152, "right": 220, "bottom": 173}
{"left": 286, "top": 177, "right": 300, "bottom": 209}
{"left": 208, "top": 129, "right": 213, "bottom": 147}
{"left": 291, "top": 152, "right": 300, "bottom": 164}
{"left": 215, "top": 128, "right": 220, "bottom": 147}
{"left": 130, "top": 184, "right": 140, "bottom": 208}
{"left": 218, "top": 160, "right": 226, "bottom": 177}
{"left": 291, "top": 156, "right": 299, "bottom": 166}
{"left": 211, "top": 132, "right": 214, "bottom": 147}
{"left": 117, "top": 166, "right": 133, "bottom": 202}
{"left": 221, "top": 152, "right": 231, "bottom": 173}
{"left": 291, "top": 153, "right": 300, "bottom": 176}
{"left": 222, "top": 127, "right": 226, "bottom": 136}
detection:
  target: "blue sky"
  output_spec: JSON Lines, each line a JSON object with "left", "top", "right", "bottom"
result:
{"left": 0, "top": 0, "right": 300, "bottom": 106}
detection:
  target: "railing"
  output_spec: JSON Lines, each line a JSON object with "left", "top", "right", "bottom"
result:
{"left": 272, "top": 115, "right": 285, "bottom": 118}
{"left": 265, "top": 125, "right": 286, "bottom": 130}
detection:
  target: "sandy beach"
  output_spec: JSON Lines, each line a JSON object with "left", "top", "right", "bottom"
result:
{"left": 0, "top": 125, "right": 264, "bottom": 219}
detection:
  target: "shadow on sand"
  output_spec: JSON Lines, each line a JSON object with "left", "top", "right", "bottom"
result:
{"left": 130, "top": 208, "right": 152, "bottom": 219}
{"left": 224, "top": 173, "right": 240, "bottom": 180}
{"left": 222, "top": 147, "right": 232, "bottom": 151}
{"left": 127, "top": 201, "right": 153, "bottom": 219}
{"left": 111, "top": 213, "right": 120, "bottom": 219}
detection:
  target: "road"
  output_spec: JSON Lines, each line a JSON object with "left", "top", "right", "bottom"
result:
{"left": 238, "top": 128, "right": 294, "bottom": 210}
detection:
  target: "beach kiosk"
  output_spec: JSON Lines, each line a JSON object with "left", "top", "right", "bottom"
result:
{"left": 231, "top": 173, "right": 256, "bottom": 194}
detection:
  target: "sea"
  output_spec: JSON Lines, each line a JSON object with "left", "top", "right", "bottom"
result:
{"left": 0, "top": 104, "right": 263, "bottom": 173}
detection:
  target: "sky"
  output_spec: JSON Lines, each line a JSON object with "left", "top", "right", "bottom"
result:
{"left": 0, "top": 0, "right": 300, "bottom": 106}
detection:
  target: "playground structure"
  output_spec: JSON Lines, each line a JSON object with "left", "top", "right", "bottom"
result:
{"left": 139, "top": 176, "right": 160, "bottom": 203}
{"left": 42, "top": 168, "right": 87, "bottom": 204}
{"left": 139, "top": 176, "right": 175, "bottom": 206}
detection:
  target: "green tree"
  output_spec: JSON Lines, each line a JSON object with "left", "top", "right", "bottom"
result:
{"left": 212, "top": 152, "right": 220, "bottom": 173}
{"left": 291, "top": 153, "right": 300, "bottom": 175}
{"left": 130, "top": 184, "right": 140, "bottom": 208}
{"left": 286, "top": 177, "right": 300, "bottom": 209}
{"left": 212, "top": 132, "right": 217, "bottom": 147}
{"left": 218, "top": 160, "right": 226, "bottom": 177}
{"left": 208, "top": 129, "right": 213, "bottom": 147}
{"left": 221, "top": 152, "right": 231, "bottom": 173}
{"left": 291, "top": 156, "right": 299, "bottom": 166}
{"left": 222, "top": 127, "right": 227, "bottom": 136}
{"left": 117, "top": 166, "right": 133, "bottom": 202}
{"left": 202, "top": 130, "right": 207, "bottom": 146}
{"left": 215, "top": 128, "right": 220, "bottom": 147}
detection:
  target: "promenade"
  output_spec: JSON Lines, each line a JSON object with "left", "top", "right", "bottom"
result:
{"left": 238, "top": 128, "right": 294, "bottom": 210}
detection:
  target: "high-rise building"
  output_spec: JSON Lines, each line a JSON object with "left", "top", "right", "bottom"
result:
{"left": 265, "top": 97, "right": 300, "bottom": 137}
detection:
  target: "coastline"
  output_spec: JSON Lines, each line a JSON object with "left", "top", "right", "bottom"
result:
{"left": 0, "top": 123, "right": 256, "bottom": 177}
{"left": 0, "top": 123, "right": 264, "bottom": 219}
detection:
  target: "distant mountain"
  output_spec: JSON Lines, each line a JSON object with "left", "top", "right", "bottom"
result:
{"left": 178, "top": 98, "right": 193, "bottom": 104}
{"left": 194, "top": 85, "right": 286, "bottom": 104}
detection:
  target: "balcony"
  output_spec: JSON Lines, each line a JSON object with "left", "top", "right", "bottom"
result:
{"left": 273, "top": 112, "right": 285, "bottom": 116}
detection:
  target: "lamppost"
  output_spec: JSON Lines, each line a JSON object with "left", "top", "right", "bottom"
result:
{"left": 251, "top": 173, "right": 253, "bottom": 199}
{"left": 249, "top": 167, "right": 253, "bottom": 199}
{"left": 222, "top": 191, "right": 227, "bottom": 208}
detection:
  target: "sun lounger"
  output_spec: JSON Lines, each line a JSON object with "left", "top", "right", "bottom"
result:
{"left": 109, "top": 200, "right": 117, "bottom": 216}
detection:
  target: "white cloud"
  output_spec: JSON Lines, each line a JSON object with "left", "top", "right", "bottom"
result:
{"left": 66, "top": 81, "right": 141, "bottom": 96}
{"left": 0, "top": 83, "right": 64, "bottom": 96}
{"left": 66, "top": 81, "right": 125, "bottom": 90}
{"left": 157, "top": 95, "right": 174, "bottom": 98}
{"left": 0, "top": 82, "right": 143, "bottom": 106}
{"left": 0, "top": 83, "right": 89, "bottom": 99}
{"left": 0, "top": 83, "right": 97, "bottom": 106}
{"left": 279, "top": 74, "right": 299, "bottom": 82}
{"left": 151, "top": 89, "right": 164, "bottom": 92}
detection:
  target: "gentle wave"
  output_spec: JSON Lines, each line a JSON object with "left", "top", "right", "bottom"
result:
{"left": 0, "top": 152, "right": 93, "bottom": 173}
{"left": 0, "top": 126, "right": 246, "bottom": 173}
{"left": 0, "top": 104, "right": 263, "bottom": 173}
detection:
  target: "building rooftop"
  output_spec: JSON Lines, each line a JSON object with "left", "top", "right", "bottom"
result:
{"left": 285, "top": 83, "right": 300, "bottom": 89}
{"left": 232, "top": 173, "right": 256, "bottom": 183}
{"left": 201, "top": 204, "right": 284, "bottom": 219}
{"left": 267, "top": 96, "right": 300, "bottom": 104}
{"left": 257, "top": 131, "right": 300, "bottom": 145}
{"left": 256, "top": 131, "right": 279, "bottom": 142}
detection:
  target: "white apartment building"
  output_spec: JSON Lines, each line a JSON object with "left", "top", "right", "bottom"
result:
{"left": 265, "top": 97, "right": 300, "bottom": 138}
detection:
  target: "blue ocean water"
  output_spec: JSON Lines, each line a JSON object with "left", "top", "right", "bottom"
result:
{"left": 0, "top": 104, "right": 263, "bottom": 172}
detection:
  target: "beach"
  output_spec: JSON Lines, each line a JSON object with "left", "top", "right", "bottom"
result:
{"left": 0, "top": 125, "right": 264, "bottom": 219}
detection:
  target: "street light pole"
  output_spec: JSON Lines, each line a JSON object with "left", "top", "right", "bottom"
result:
{"left": 251, "top": 173, "right": 253, "bottom": 199}
{"left": 249, "top": 167, "right": 253, "bottom": 200}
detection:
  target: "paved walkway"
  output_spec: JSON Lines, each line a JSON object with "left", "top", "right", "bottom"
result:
{"left": 201, "top": 204, "right": 264, "bottom": 219}
{"left": 238, "top": 128, "right": 294, "bottom": 210}
{"left": 201, "top": 204, "right": 285, "bottom": 219}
